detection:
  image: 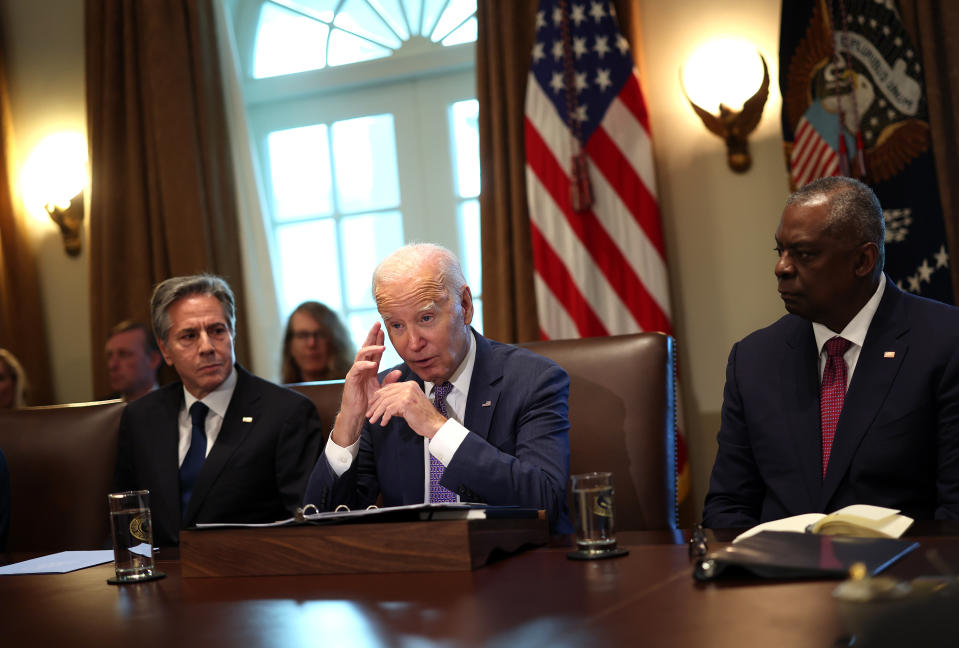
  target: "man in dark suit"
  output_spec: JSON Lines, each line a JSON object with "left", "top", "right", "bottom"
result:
{"left": 114, "top": 274, "right": 323, "bottom": 545}
{"left": 703, "top": 176, "right": 959, "bottom": 528}
{"left": 303, "top": 244, "right": 572, "bottom": 533}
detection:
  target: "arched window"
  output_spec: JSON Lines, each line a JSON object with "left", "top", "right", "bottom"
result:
{"left": 225, "top": 0, "right": 481, "bottom": 366}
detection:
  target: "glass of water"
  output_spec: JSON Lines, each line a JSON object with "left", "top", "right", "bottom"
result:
{"left": 107, "top": 490, "right": 161, "bottom": 584}
{"left": 570, "top": 472, "right": 618, "bottom": 555}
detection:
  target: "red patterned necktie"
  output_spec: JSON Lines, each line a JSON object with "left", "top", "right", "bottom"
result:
{"left": 820, "top": 336, "right": 852, "bottom": 478}
{"left": 429, "top": 382, "right": 458, "bottom": 503}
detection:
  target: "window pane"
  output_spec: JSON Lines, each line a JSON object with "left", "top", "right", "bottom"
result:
{"left": 403, "top": 0, "right": 423, "bottom": 36}
{"left": 275, "top": 219, "right": 342, "bottom": 314}
{"left": 421, "top": 0, "right": 447, "bottom": 38}
{"left": 253, "top": 2, "right": 328, "bottom": 79}
{"left": 334, "top": 0, "right": 402, "bottom": 49}
{"left": 268, "top": 124, "right": 333, "bottom": 221}
{"left": 340, "top": 211, "right": 405, "bottom": 309}
{"left": 441, "top": 17, "right": 477, "bottom": 46}
{"left": 348, "top": 309, "right": 402, "bottom": 371}
{"left": 288, "top": 0, "right": 337, "bottom": 22}
{"left": 431, "top": 0, "right": 476, "bottom": 43}
{"left": 327, "top": 28, "right": 392, "bottom": 66}
{"left": 450, "top": 99, "right": 479, "bottom": 198}
{"left": 458, "top": 199, "right": 481, "bottom": 296}
{"left": 370, "top": 0, "right": 410, "bottom": 40}
{"left": 332, "top": 114, "right": 400, "bottom": 213}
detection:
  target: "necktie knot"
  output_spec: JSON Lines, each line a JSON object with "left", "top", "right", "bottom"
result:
{"left": 190, "top": 401, "right": 209, "bottom": 427}
{"left": 825, "top": 336, "right": 852, "bottom": 359}
{"left": 433, "top": 382, "right": 453, "bottom": 416}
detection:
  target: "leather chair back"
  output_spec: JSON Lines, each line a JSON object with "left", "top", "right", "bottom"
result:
{"left": 289, "top": 333, "right": 679, "bottom": 530}
{"left": 287, "top": 380, "right": 345, "bottom": 442}
{"left": 521, "top": 333, "right": 678, "bottom": 530}
{"left": 0, "top": 400, "right": 126, "bottom": 551}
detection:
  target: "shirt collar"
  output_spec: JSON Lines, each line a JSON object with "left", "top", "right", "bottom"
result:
{"left": 424, "top": 329, "right": 476, "bottom": 398}
{"left": 182, "top": 365, "right": 238, "bottom": 419}
{"left": 812, "top": 277, "right": 885, "bottom": 354}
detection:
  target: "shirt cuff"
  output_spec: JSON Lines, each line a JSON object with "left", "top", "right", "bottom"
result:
{"left": 428, "top": 419, "right": 469, "bottom": 467}
{"left": 325, "top": 434, "right": 360, "bottom": 477}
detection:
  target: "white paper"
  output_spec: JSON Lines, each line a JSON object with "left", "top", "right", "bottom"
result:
{"left": 0, "top": 550, "right": 115, "bottom": 575}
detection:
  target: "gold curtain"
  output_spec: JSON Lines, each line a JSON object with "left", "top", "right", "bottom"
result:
{"left": 85, "top": 0, "right": 248, "bottom": 396}
{"left": 899, "top": 0, "right": 959, "bottom": 303}
{"left": 476, "top": 0, "right": 647, "bottom": 343}
{"left": 0, "top": 34, "right": 53, "bottom": 405}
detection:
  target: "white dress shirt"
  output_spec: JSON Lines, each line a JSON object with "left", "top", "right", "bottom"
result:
{"left": 177, "top": 367, "right": 238, "bottom": 466}
{"left": 325, "top": 331, "right": 477, "bottom": 503}
{"left": 812, "top": 277, "right": 885, "bottom": 388}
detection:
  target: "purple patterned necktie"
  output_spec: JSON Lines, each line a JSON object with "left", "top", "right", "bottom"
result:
{"left": 429, "top": 382, "right": 458, "bottom": 503}
{"left": 820, "top": 336, "right": 852, "bottom": 478}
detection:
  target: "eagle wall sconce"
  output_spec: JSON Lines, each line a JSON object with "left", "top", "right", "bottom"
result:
{"left": 681, "top": 40, "right": 769, "bottom": 173}
{"left": 21, "top": 131, "right": 89, "bottom": 256}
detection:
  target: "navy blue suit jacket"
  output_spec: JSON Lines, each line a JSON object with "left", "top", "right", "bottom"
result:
{"left": 704, "top": 278, "right": 959, "bottom": 528}
{"left": 304, "top": 332, "right": 573, "bottom": 533}
{"left": 115, "top": 365, "right": 323, "bottom": 545}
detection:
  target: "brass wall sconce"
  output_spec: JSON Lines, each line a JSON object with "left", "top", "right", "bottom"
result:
{"left": 21, "top": 131, "right": 89, "bottom": 257}
{"left": 45, "top": 190, "right": 84, "bottom": 257}
{"left": 681, "top": 40, "right": 770, "bottom": 173}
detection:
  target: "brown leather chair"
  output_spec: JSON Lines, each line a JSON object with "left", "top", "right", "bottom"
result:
{"left": 287, "top": 380, "right": 345, "bottom": 441}
{"left": 289, "top": 333, "right": 679, "bottom": 530}
{"left": 521, "top": 333, "right": 678, "bottom": 530}
{"left": 0, "top": 400, "right": 126, "bottom": 551}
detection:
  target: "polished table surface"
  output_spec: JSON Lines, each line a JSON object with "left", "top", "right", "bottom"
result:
{"left": 2, "top": 526, "right": 958, "bottom": 647}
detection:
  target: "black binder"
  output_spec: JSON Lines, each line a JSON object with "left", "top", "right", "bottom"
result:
{"left": 693, "top": 530, "right": 919, "bottom": 581}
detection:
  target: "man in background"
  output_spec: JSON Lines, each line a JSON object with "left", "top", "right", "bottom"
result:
{"left": 115, "top": 274, "right": 323, "bottom": 545}
{"left": 703, "top": 176, "right": 959, "bottom": 528}
{"left": 105, "top": 320, "right": 161, "bottom": 401}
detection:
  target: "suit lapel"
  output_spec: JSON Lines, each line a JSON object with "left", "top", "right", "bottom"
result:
{"left": 153, "top": 385, "right": 184, "bottom": 527}
{"left": 820, "top": 282, "right": 908, "bottom": 508}
{"left": 185, "top": 367, "right": 260, "bottom": 522}
{"left": 781, "top": 318, "right": 823, "bottom": 511}
{"left": 463, "top": 332, "right": 501, "bottom": 441}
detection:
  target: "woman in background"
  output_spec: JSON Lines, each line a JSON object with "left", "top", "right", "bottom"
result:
{"left": 281, "top": 301, "right": 355, "bottom": 383}
{"left": 0, "top": 348, "right": 28, "bottom": 409}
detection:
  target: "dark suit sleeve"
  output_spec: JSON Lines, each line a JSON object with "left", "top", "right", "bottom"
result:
{"left": 302, "top": 427, "right": 380, "bottom": 511}
{"left": 702, "top": 342, "right": 767, "bottom": 528}
{"left": 114, "top": 408, "right": 136, "bottom": 493}
{"left": 274, "top": 397, "right": 325, "bottom": 515}
{"left": 0, "top": 449, "right": 9, "bottom": 551}
{"left": 935, "top": 343, "right": 959, "bottom": 519}
{"left": 442, "top": 363, "right": 572, "bottom": 534}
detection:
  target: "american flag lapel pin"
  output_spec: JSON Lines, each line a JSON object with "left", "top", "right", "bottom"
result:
{"left": 242, "top": 416, "right": 253, "bottom": 423}
{"left": 883, "top": 351, "right": 895, "bottom": 358}
{"left": 482, "top": 400, "right": 492, "bottom": 407}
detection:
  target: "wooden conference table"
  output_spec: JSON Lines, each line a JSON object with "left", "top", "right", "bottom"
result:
{"left": 2, "top": 525, "right": 958, "bottom": 647}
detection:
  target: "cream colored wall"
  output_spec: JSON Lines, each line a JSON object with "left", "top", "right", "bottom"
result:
{"left": 1, "top": 0, "right": 91, "bottom": 404}
{"left": 639, "top": 0, "right": 791, "bottom": 521}
{"left": 3, "top": 0, "right": 790, "bottom": 520}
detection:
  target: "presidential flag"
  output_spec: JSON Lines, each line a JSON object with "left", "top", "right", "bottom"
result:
{"left": 524, "top": 0, "right": 687, "bottom": 502}
{"left": 780, "top": 0, "right": 952, "bottom": 302}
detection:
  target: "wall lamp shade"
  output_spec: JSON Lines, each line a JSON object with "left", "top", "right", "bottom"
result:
{"left": 681, "top": 40, "right": 769, "bottom": 173}
{"left": 21, "top": 131, "right": 89, "bottom": 256}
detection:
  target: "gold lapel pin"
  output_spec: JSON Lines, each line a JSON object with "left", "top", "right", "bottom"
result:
{"left": 883, "top": 351, "right": 895, "bottom": 358}
{"left": 242, "top": 416, "right": 253, "bottom": 423}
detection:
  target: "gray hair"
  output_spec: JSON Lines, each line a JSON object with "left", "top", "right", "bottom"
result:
{"left": 372, "top": 243, "right": 467, "bottom": 303}
{"left": 786, "top": 176, "right": 885, "bottom": 271}
{"left": 151, "top": 274, "right": 236, "bottom": 344}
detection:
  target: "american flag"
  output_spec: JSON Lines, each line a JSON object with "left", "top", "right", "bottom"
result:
{"left": 525, "top": 0, "right": 670, "bottom": 339}
{"left": 524, "top": 0, "right": 686, "bottom": 501}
